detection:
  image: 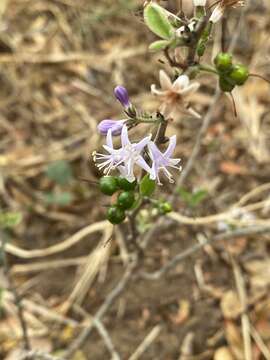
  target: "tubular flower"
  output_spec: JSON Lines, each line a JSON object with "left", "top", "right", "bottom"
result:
{"left": 148, "top": 135, "right": 182, "bottom": 185}
{"left": 93, "top": 125, "right": 152, "bottom": 182}
{"left": 117, "top": 125, "right": 153, "bottom": 182}
{"left": 151, "top": 70, "right": 201, "bottom": 119}
{"left": 114, "top": 86, "right": 131, "bottom": 108}
{"left": 97, "top": 119, "right": 126, "bottom": 136}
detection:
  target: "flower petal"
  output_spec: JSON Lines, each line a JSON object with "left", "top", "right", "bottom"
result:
{"left": 172, "top": 75, "right": 190, "bottom": 92}
{"left": 164, "top": 135, "right": 177, "bottom": 158}
{"left": 159, "top": 70, "right": 172, "bottom": 91}
{"left": 180, "top": 82, "right": 200, "bottom": 95}
{"left": 151, "top": 84, "right": 167, "bottom": 97}
{"left": 135, "top": 135, "right": 151, "bottom": 153}
{"left": 148, "top": 141, "right": 162, "bottom": 161}
{"left": 121, "top": 125, "right": 130, "bottom": 147}
{"left": 106, "top": 129, "right": 113, "bottom": 148}
{"left": 136, "top": 156, "right": 152, "bottom": 174}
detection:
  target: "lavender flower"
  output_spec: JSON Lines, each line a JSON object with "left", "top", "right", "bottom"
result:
{"left": 117, "top": 125, "right": 153, "bottom": 182}
{"left": 148, "top": 135, "right": 182, "bottom": 185}
{"left": 97, "top": 119, "right": 126, "bottom": 136}
{"left": 93, "top": 129, "right": 125, "bottom": 176}
{"left": 94, "top": 125, "right": 152, "bottom": 182}
{"left": 114, "top": 86, "right": 131, "bottom": 108}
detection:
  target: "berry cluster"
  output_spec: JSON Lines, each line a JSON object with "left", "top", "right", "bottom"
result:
{"left": 214, "top": 53, "right": 249, "bottom": 92}
{"left": 99, "top": 176, "right": 137, "bottom": 224}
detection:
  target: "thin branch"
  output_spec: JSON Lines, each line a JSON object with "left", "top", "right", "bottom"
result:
{"left": 1, "top": 231, "right": 31, "bottom": 351}
{"left": 140, "top": 225, "right": 270, "bottom": 280}
{"left": 172, "top": 89, "right": 221, "bottom": 192}
{"left": 94, "top": 318, "right": 121, "bottom": 360}
{"left": 231, "top": 256, "right": 252, "bottom": 360}
{"left": 19, "top": 350, "right": 65, "bottom": 360}
{"left": 64, "top": 257, "right": 138, "bottom": 359}
{"left": 128, "top": 325, "right": 162, "bottom": 360}
{"left": 250, "top": 325, "right": 270, "bottom": 360}
{"left": 154, "top": 119, "right": 168, "bottom": 144}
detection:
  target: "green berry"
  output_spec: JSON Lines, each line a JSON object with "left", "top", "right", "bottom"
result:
{"left": 219, "top": 76, "right": 235, "bottom": 92}
{"left": 117, "top": 191, "right": 135, "bottom": 210}
{"left": 214, "top": 53, "right": 233, "bottom": 73}
{"left": 229, "top": 64, "right": 249, "bottom": 86}
{"left": 117, "top": 177, "right": 137, "bottom": 191}
{"left": 99, "top": 176, "right": 118, "bottom": 196}
{"left": 107, "top": 206, "right": 126, "bottom": 224}
{"left": 159, "top": 202, "right": 172, "bottom": 214}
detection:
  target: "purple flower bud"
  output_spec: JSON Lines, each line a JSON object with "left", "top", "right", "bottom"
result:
{"left": 97, "top": 119, "right": 125, "bottom": 136}
{"left": 114, "top": 86, "right": 130, "bottom": 108}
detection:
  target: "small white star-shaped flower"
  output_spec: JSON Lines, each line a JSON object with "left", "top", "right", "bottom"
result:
{"left": 151, "top": 70, "right": 201, "bottom": 119}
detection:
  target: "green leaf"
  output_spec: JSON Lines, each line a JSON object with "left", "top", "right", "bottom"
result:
{"left": 190, "top": 190, "right": 208, "bottom": 207}
{"left": 178, "top": 187, "right": 208, "bottom": 208}
{"left": 43, "top": 192, "right": 74, "bottom": 206}
{"left": 46, "top": 160, "right": 73, "bottom": 186}
{"left": 144, "top": 3, "right": 174, "bottom": 40}
{"left": 177, "top": 187, "right": 192, "bottom": 204}
{"left": 140, "top": 175, "right": 156, "bottom": 197}
{"left": 0, "top": 212, "right": 22, "bottom": 229}
{"left": 149, "top": 40, "right": 170, "bottom": 51}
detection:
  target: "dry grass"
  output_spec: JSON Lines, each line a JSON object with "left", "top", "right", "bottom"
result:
{"left": 0, "top": 0, "right": 270, "bottom": 359}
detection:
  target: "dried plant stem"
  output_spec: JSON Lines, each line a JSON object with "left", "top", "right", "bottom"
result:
{"left": 154, "top": 119, "right": 168, "bottom": 144}
{"left": 64, "top": 257, "right": 138, "bottom": 359}
{"left": 19, "top": 350, "right": 65, "bottom": 360}
{"left": 172, "top": 89, "right": 221, "bottom": 191}
{"left": 1, "top": 231, "right": 31, "bottom": 351}
{"left": 250, "top": 325, "right": 270, "bottom": 360}
{"left": 231, "top": 256, "right": 252, "bottom": 360}
{"left": 140, "top": 225, "right": 270, "bottom": 280}
{"left": 93, "top": 318, "right": 121, "bottom": 360}
{"left": 128, "top": 325, "right": 162, "bottom": 360}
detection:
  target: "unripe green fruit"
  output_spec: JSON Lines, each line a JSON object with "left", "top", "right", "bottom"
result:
{"left": 229, "top": 64, "right": 249, "bottom": 85}
{"left": 99, "top": 176, "right": 118, "bottom": 196}
{"left": 219, "top": 76, "right": 235, "bottom": 92}
{"left": 159, "top": 202, "right": 172, "bottom": 214}
{"left": 214, "top": 53, "right": 233, "bottom": 73}
{"left": 107, "top": 206, "right": 126, "bottom": 224}
{"left": 117, "top": 177, "right": 137, "bottom": 191}
{"left": 117, "top": 191, "right": 135, "bottom": 210}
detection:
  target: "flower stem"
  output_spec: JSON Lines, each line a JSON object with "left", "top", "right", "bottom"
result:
{"left": 199, "top": 64, "right": 218, "bottom": 74}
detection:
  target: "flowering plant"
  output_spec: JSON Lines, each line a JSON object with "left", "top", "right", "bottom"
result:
{"left": 92, "top": 0, "right": 268, "bottom": 228}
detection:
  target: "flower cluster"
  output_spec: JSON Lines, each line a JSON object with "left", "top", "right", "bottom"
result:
{"left": 90, "top": 0, "right": 257, "bottom": 227}
{"left": 94, "top": 125, "right": 181, "bottom": 185}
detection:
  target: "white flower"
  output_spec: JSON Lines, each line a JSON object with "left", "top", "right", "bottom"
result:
{"left": 193, "top": 0, "right": 206, "bottom": 6}
{"left": 151, "top": 70, "right": 201, "bottom": 119}
{"left": 210, "top": 1, "right": 245, "bottom": 23}
{"left": 209, "top": 4, "right": 224, "bottom": 23}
